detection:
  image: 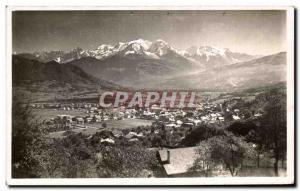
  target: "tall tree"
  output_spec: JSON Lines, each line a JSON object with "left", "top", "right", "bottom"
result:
{"left": 12, "top": 95, "right": 45, "bottom": 178}
{"left": 259, "top": 88, "right": 287, "bottom": 176}
{"left": 96, "top": 145, "right": 159, "bottom": 177}
{"left": 192, "top": 133, "right": 254, "bottom": 176}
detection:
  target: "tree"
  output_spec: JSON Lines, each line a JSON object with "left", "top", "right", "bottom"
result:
{"left": 96, "top": 145, "right": 159, "bottom": 177}
{"left": 191, "top": 133, "right": 254, "bottom": 177}
{"left": 227, "top": 120, "right": 257, "bottom": 136}
{"left": 36, "top": 137, "right": 97, "bottom": 178}
{"left": 189, "top": 140, "right": 213, "bottom": 177}
{"left": 151, "top": 135, "right": 163, "bottom": 147}
{"left": 136, "top": 126, "right": 142, "bottom": 134}
{"left": 259, "top": 88, "right": 287, "bottom": 176}
{"left": 102, "top": 122, "right": 107, "bottom": 128}
{"left": 181, "top": 124, "right": 224, "bottom": 146}
{"left": 243, "top": 109, "right": 252, "bottom": 119}
{"left": 210, "top": 135, "right": 245, "bottom": 176}
{"left": 224, "top": 111, "right": 233, "bottom": 121}
{"left": 246, "top": 127, "right": 267, "bottom": 168}
{"left": 12, "top": 95, "right": 45, "bottom": 178}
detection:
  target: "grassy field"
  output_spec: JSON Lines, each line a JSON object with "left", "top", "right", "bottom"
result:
{"left": 48, "top": 118, "right": 153, "bottom": 138}
{"left": 70, "top": 118, "right": 153, "bottom": 130}
{"left": 105, "top": 118, "right": 153, "bottom": 129}
{"left": 48, "top": 126, "right": 105, "bottom": 138}
{"left": 32, "top": 109, "right": 87, "bottom": 121}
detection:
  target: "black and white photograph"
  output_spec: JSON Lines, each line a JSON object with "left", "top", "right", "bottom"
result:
{"left": 6, "top": 7, "right": 294, "bottom": 186}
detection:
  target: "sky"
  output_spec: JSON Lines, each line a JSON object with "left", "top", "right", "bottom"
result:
{"left": 12, "top": 10, "right": 287, "bottom": 55}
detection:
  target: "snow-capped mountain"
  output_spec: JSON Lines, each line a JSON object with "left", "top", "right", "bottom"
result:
{"left": 89, "top": 44, "right": 115, "bottom": 59}
{"left": 15, "top": 39, "right": 285, "bottom": 90}
{"left": 156, "top": 52, "right": 286, "bottom": 90}
{"left": 88, "top": 39, "right": 181, "bottom": 61}
{"left": 25, "top": 39, "right": 179, "bottom": 63}
{"left": 20, "top": 39, "right": 258, "bottom": 68}
{"left": 88, "top": 39, "right": 154, "bottom": 60}
{"left": 181, "top": 46, "right": 257, "bottom": 68}
{"left": 26, "top": 47, "right": 90, "bottom": 63}
{"left": 66, "top": 39, "right": 198, "bottom": 87}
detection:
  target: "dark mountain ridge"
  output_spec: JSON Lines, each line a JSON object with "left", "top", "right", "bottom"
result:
{"left": 12, "top": 55, "right": 119, "bottom": 90}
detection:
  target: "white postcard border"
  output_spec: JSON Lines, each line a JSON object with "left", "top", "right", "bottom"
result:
{"left": 5, "top": 6, "right": 295, "bottom": 186}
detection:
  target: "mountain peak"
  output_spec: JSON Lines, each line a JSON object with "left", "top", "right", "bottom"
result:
{"left": 197, "top": 46, "right": 227, "bottom": 56}
{"left": 183, "top": 45, "right": 257, "bottom": 65}
{"left": 148, "top": 39, "right": 172, "bottom": 56}
{"left": 97, "top": 44, "right": 113, "bottom": 50}
{"left": 156, "top": 39, "right": 168, "bottom": 44}
{"left": 129, "top": 38, "right": 151, "bottom": 44}
{"left": 126, "top": 39, "right": 152, "bottom": 51}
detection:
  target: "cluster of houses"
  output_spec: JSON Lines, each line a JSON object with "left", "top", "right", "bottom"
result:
{"left": 41, "top": 94, "right": 267, "bottom": 177}
{"left": 76, "top": 103, "right": 246, "bottom": 145}
{"left": 30, "top": 102, "right": 100, "bottom": 110}
{"left": 45, "top": 97, "right": 264, "bottom": 134}
{"left": 139, "top": 103, "right": 244, "bottom": 128}
{"left": 47, "top": 106, "right": 142, "bottom": 132}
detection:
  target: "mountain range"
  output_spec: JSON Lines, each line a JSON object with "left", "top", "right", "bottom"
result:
{"left": 155, "top": 52, "right": 286, "bottom": 90}
{"left": 15, "top": 39, "right": 286, "bottom": 91}
{"left": 12, "top": 55, "right": 121, "bottom": 101}
{"left": 18, "top": 39, "right": 257, "bottom": 66}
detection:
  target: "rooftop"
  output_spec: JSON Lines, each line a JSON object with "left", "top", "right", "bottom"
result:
{"left": 158, "top": 146, "right": 199, "bottom": 175}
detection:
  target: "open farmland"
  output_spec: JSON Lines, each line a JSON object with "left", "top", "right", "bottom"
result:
{"left": 105, "top": 118, "right": 153, "bottom": 129}
{"left": 48, "top": 118, "right": 154, "bottom": 139}
{"left": 74, "top": 118, "right": 154, "bottom": 130}
{"left": 32, "top": 109, "right": 87, "bottom": 121}
{"left": 48, "top": 125, "right": 105, "bottom": 138}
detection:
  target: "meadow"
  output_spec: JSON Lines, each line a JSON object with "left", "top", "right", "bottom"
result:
{"left": 32, "top": 108, "right": 87, "bottom": 121}
{"left": 48, "top": 118, "right": 153, "bottom": 138}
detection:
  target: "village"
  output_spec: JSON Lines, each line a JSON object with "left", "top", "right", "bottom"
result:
{"left": 36, "top": 100, "right": 238, "bottom": 131}
{"left": 26, "top": 94, "right": 269, "bottom": 177}
{"left": 32, "top": 95, "right": 265, "bottom": 141}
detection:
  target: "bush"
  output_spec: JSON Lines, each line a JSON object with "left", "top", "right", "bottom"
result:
{"left": 102, "top": 122, "right": 107, "bottom": 128}
{"left": 227, "top": 120, "right": 257, "bottom": 136}
{"left": 12, "top": 95, "right": 44, "bottom": 178}
{"left": 96, "top": 145, "right": 159, "bottom": 177}
{"left": 181, "top": 125, "right": 225, "bottom": 146}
